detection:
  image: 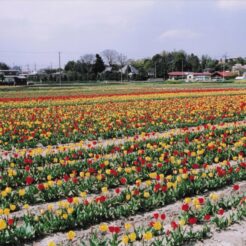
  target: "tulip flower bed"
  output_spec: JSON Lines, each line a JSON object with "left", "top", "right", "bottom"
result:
{"left": 0, "top": 88, "right": 245, "bottom": 245}
{"left": 0, "top": 125, "right": 245, "bottom": 211}
{"left": 0, "top": 92, "right": 245, "bottom": 150}
{"left": 80, "top": 187, "right": 246, "bottom": 246}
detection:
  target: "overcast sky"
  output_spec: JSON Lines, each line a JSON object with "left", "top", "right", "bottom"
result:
{"left": 1, "top": 0, "right": 246, "bottom": 69}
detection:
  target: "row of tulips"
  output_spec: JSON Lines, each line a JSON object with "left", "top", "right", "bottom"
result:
{"left": 0, "top": 129, "right": 244, "bottom": 211}
{"left": 1, "top": 123, "right": 244, "bottom": 168}
{"left": 0, "top": 94, "right": 245, "bottom": 149}
{"left": 77, "top": 186, "right": 245, "bottom": 246}
{"left": 0, "top": 125, "right": 244, "bottom": 191}
{"left": 0, "top": 88, "right": 245, "bottom": 108}
{"left": 0, "top": 169, "right": 245, "bottom": 244}
{"left": 1, "top": 120, "right": 243, "bottom": 164}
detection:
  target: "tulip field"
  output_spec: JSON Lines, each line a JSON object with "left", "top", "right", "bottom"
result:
{"left": 0, "top": 87, "right": 245, "bottom": 245}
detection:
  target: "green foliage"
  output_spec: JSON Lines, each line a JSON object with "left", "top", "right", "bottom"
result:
{"left": 93, "top": 54, "right": 105, "bottom": 76}
{"left": 0, "top": 62, "right": 9, "bottom": 70}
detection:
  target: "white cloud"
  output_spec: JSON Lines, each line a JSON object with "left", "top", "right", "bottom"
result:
{"left": 159, "top": 29, "right": 200, "bottom": 39}
{"left": 216, "top": 0, "right": 246, "bottom": 9}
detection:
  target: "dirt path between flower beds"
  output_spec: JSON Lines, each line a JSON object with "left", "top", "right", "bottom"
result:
{"left": 27, "top": 181, "right": 246, "bottom": 246}
{"left": 194, "top": 220, "right": 246, "bottom": 246}
{"left": 1, "top": 120, "right": 245, "bottom": 160}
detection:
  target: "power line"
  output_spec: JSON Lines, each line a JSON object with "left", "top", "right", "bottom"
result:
{"left": 58, "top": 51, "right": 61, "bottom": 86}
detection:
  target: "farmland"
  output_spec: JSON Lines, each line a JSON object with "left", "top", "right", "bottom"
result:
{"left": 0, "top": 85, "right": 245, "bottom": 245}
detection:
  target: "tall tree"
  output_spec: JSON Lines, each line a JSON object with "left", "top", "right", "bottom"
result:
{"left": 102, "top": 49, "right": 118, "bottom": 66}
{"left": 0, "top": 62, "right": 9, "bottom": 70}
{"left": 117, "top": 53, "right": 127, "bottom": 82}
{"left": 152, "top": 54, "right": 163, "bottom": 78}
{"left": 172, "top": 50, "right": 187, "bottom": 72}
{"left": 64, "top": 61, "right": 76, "bottom": 71}
{"left": 187, "top": 53, "right": 200, "bottom": 72}
{"left": 93, "top": 54, "right": 105, "bottom": 77}
{"left": 80, "top": 54, "right": 95, "bottom": 65}
{"left": 80, "top": 54, "right": 95, "bottom": 79}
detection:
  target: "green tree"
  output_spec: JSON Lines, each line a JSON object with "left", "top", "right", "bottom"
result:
{"left": 187, "top": 53, "right": 200, "bottom": 72}
{"left": 152, "top": 54, "right": 163, "bottom": 78}
{"left": 64, "top": 61, "right": 76, "bottom": 72}
{"left": 0, "top": 62, "right": 9, "bottom": 70}
{"left": 93, "top": 54, "right": 105, "bottom": 78}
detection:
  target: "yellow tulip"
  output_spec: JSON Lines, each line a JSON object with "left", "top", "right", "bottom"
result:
{"left": 0, "top": 219, "right": 7, "bottom": 230}
{"left": 67, "top": 230, "right": 76, "bottom": 240}
{"left": 143, "top": 231, "right": 153, "bottom": 241}
{"left": 99, "top": 223, "right": 108, "bottom": 232}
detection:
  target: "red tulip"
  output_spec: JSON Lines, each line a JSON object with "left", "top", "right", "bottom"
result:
{"left": 171, "top": 221, "right": 178, "bottom": 230}
{"left": 153, "top": 213, "right": 159, "bottom": 219}
{"left": 63, "top": 174, "right": 70, "bottom": 182}
{"left": 218, "top": 208, "right": 224, "bottom": 215}
{"left": 114, "top": 227, "right": 120, "bottom": 234}
{"left": 84, "top": 200, "right": 89, "bottom": 206}
{"left": 181, "top": 203, "right": 189, "bottom": 212}
{"left": 188, "top": 217, "right": 197, "bottom": 225}
{"left": 37, "top": 183, "right": 45, "bottom": 191}
{"left": 120, "top": 177, "right": 127, "bottom": 184}
{"left": 25, "top": 165, "right": 30, "bottom": 172}
{"left": 115, "top": 188, "right": 121, "bottom": 194}
{"left": 162, "top": 185, "right": 168, "bottom": 192}
{"left": 72, "top": 177, "right": 78, "bottom": 184}
{"left": 160, "top": 213, "right": 166, "bottom": 220}
{"left": 233, "top": 184, "right": 239, "bottom": 191}
{"left": 198, "top": 197, "right": 205, "bottom": 204}
{"left": 108, "top": 226, "right": 120, "bottom": 234}
{"left": 26, "top": 176, "right": 34, "bottom": 185}
{"left": 7, "top": 218, "right": 14, "bottom": 226}
{"left": 204, "top": 214, "right": 211, "bottom": 221}
{"left": 67, "top": 197, "right": 73, "bottom": 204}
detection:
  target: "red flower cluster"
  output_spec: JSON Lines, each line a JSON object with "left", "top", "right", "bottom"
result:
{"left": 108, "top": 226, "right": 120, "bottom": 234}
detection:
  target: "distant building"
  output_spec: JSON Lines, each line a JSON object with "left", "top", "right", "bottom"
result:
{"left": 235, "top": 72, "right": 246, "bottom": 80}
{"left": 120, "top": 65, "right": 139, "bottom": 79}
{"left": 147, "top": 68, "right": 155, "bottom": 78}
{"left": 168, "top": 72, "right": 188, "bottom": 80}
{"left": 211, "top": 71, "right": 236, "bottom": 80}
{"left": 187, "top": 72, "right": 211, "bottom": 82}
{"left": 0, "top": 70, "right": 27, "bottom": 85}
{"left": 121, "top": 65, "right": 138, "bottom": 74}
{"left": 0, "top": 69, "right": 20, "bottom": 76}
{"left": 168, "top": 72, "right": 211, "bottom": 82}
{"left": 168, "top": 71, "right": 237, "bottom": 82}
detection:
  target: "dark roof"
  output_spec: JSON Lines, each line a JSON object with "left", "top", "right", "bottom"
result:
{"left": 121, "top": 65, "right": 139, "bottom": 74}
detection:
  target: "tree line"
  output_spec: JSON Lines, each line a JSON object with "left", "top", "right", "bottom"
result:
{"left": 132, "top": 51, "right": 246, "bottom": 80}
{"left": 64, "top": 50, "right": 129, "bottom": 81}
{"left": 1, "top": 50, "right": 245, "bottom": 82}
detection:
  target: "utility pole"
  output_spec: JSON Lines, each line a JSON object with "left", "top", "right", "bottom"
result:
{"left": 58, "top": 51, "right": 61, "bottom": 86}
{"left": 222, "top": 53, "right": 227, "bottom": 82}
{"left": 155, "top": 62, "right": 157, "bottom": 78}
{"left": 121, "top": 67, "right": 123, "bottom": 83}
{"left": 181, "top": 59, "right": 184, "bottom": 80}
{"left": 223, "top": 62, "right": 225, "bottom": 81}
